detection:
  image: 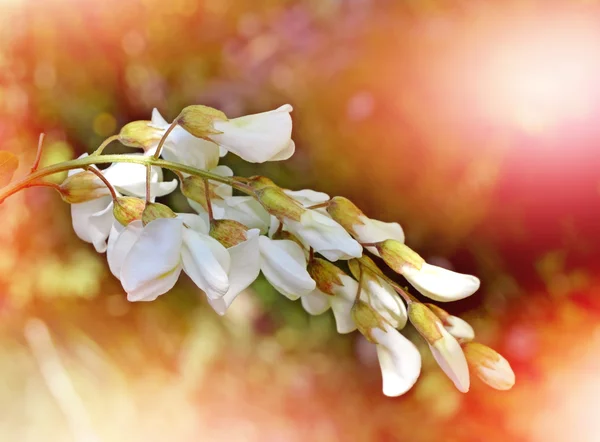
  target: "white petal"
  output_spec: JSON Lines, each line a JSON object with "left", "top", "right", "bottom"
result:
{"left": 176, "top": 213, "right": 210, "bottom": 234}
{"left": 268, "top": 140, "right": 295, "bottom": 161}
{"left": 301, "top": 289, "right": 331, "bottom": 315}
{"left": 71, "top": 196, "right": 114, "bottom": 253}
{"left": 120, "top": 218, "right": 184, "bottom": 302}
{"left": 211, "top": 104, "right": 293, "bottom": 163}
{"left": 401, "top": 263, "right": 480, "bottom": 302}
{"left": 151, "top": 108, "right": 169, "bottom": 128}
{"left": 107, "top": 221, "right": 143, "bottom": 279}
{"left": 478, "top": 356, "right": 515, "bottom": 391}
{"left": 213, "top": 196, "right": 271, "bottom": 233}
{"left": 445, "top": 316, "right": 475, "bottom": 342}
{"left": 207, "top": 229, "right": 261, "bottom": 315}
{"left": 210, "top": 166, "right": 234, "bottom": 199}
{"left": 429, "top": 325, "right": 470, "bottom": 393}
{"left": 161, "top": 129, "right": 220, "bottom": 171}
{"left": 181, "top": 228, "right": 230, "bottom": 299}
{"left": 258, "top": 236, "right": 315, "bottom": 300}
{"left": 284, "top": 188, "right": 330, "bottom": 207}
{"left": 286, "top": 211, "right": 362, "bottom": 261}
{"left": 362, "top": 275, "right": 408, "bottom": 329}
{"left": 371, "top": 323, "right": 422, "bottom": 397}
{"left": 102, "top": 161, "right": 147, "bottom": 191}
{"left": 330, "top": 275, "right": 358, "bottom": 334}
{"left": 354, "top": 217, "right": 405, "bottom": 257}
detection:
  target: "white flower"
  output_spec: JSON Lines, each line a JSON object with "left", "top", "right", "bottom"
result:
{"left": 108, "top": 214, "right": 230, "bottom": 302}
{"left": 371, "top": 322, "right": 422, "bottom": 397}
{"left": 360, "top": 270, "right": 407, "bottom": 329}
{"left": 301, "top": 274, "right": 358, "bottom": 334}
{"left": 355, "top": 218, "right": 405, "bottom": 257}
{"left": 326, "top": 197, "right": 404, "bottom": 256}
{"left": 206, "top": 228, "right": 262, "bottom": 315}
{"left": 445, "top": 315, "right": 475, "bottom": 342}
{"left": 463, "top": 342, "right": 515, "bottom": 391}
{"left": 258, "top": 236, "right": 316, "bottom": 300}
{"left": 401, "top": 262, "right": 480, "bottom": 302}
{"left": 285, "top": 210, "right": 362, "bottom": 261}
{"left": 151, "top": 109, "right": 221, "bottom": 170}
{"left": 429, "top": 323, "right": 470, "bottom": 393}
{"left": 210, "top": 105, "right": 295, "bottom": 163}
{"left": 69, "top": 155, "right": 177, "bottom": 253}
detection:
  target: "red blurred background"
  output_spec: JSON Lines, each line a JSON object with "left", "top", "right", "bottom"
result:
{"left": 1, "top": 0, "right": 599, "bottom": 441}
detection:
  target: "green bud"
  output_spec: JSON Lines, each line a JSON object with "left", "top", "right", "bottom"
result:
{"left": 424, "top": 303, "right": 450, "bottom": 323}
{"left": 59, "top": 171, "right": 110, "bottom": 203}
{"left": 351, "top": 301, "right": 386, "bottom": 344}
{"left": 177, "top": 105, "right": 227, "bottom": 139}
{"left": 255, "top": 187, "right": 305, "bottom": 222}
{"left": 142, "top": 202, "right": 177, "bottom": 226}
{"left": 248, "top": 175, "right": 277, "bottom": 190}
{"left": 377, "top": 240, "right": 425, "bottom": 272}
{"left": 181, "top": 176, "right": 220, "bottom": 212}
{"left": 118, "top": 120, "right": 162, "bottom": 150}
{"left": 271, "top": 230, "right": 304, "bottom": 249}
{"left": 113, "top": 197, "right": 146, "bottom": 226}
{"left": 210, "top": 219, "right": 248, "bottom": 248}
{"left": 408, "top": 302, "right": 444, "bottom": 345}
{"left": 307, "top": 258, "right": 344, "bottom": 296}
{"left": 326, "top": 196, "right": 365, "bottom": 235}
{"left": 462, "top": 342, "right": 515, "bottom": 390}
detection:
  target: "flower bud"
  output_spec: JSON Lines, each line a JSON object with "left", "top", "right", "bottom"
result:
{"left": 352, "top": 301, "right": 386, "bottom": 344}
{"left": 377, "top": 240, "right": 425, "bottom": 272}
{"left": 59, "top": 171, "right": 110, "bottom": 203}
{"left": 142, "top": 202, "right": 177, "bottom": 226}
{"left": 410, "top": 303, "right": 470, "bottom": 392}
{"left": 326, "top": 196, "right": 366, "bottom": 235}
{"left": 177, "top": 105, "right": 227, "bottom": 139}
{"left": 348, "top": 255, "right": 384, "bottom": 280}
{"left": 307, "top": 258, "right": 344, "bottom": 296}
{"left": 408, "top": 302, "right": 444, "bottom": 344}
{"left": 118, "top": 120, "right": 162, "bottom": 150}
{"left": 425, "top": 303, "right": 474, "bottom": 342}
{"left": 181, "top": 176, "right": 220, "bottom": 212}
{"left": 248, "top": 175, "right": 276, "bottom": 190}
{"left": 113, "top": 197, "right": 146, "bottom": 226}
{"left": 210, "top": 219, "right": 248, "bottom": 248}
{"left": 424, "top": 303, "right": 450, "bottom": 322}
{"left": 462, "top": 342, "right": 515, "bottom": 390}
{"left": 255, "top": 186, "right": 305, "bottom": 221}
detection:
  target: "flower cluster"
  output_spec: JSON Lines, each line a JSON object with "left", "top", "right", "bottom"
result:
{"left": 0, "top": 104, "right": 515, "bottom": 396}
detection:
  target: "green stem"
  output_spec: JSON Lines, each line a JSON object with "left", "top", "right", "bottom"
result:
{"left": 0, "top": 154, "right": 248, "bottom": 204}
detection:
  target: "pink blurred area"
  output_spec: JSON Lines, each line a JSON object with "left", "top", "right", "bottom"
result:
{"left": 1, "top": 0, "right": 600, "bottom": 441}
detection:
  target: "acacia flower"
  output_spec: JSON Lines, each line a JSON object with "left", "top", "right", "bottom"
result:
{"left": 107, "top": 213, "right": 230, "bottom": 302}
{"left": 178, "top": 104, "right": 295, "bottom": 163}
{"left": 68, "top": 155, "right": 176, "bottom": 253}
{"left": 462, "top": 342, "right": 515, "bottom": 390}
{"left": 408, "top": 302, "right": 470, "bottom": 392}
{"left": 327, "top": 196, "right": 405, "bottom": 256}
{"left": 149, "top": 109, "right": 222, "bottom": 170}
{"left": 302, "top": 258, "right": 358, "bottom": 333}
{"left": 377, "top": 240, "right": 480, "bottom": 302}
{"left": 352, "top": 301, "right": 421, "bottom": 397}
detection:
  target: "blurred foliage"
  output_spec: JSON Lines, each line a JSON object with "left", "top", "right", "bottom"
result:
{"left": 1, "top": 0, "right": 600, "bottom": 441}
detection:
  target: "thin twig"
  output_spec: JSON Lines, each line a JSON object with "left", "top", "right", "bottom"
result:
{"left": 30, "top": 133, "right": 46, "bottom": 173}
{"left": 91, "top": 134, "right": 120, "bottom": 156}
{"left": 153, "top": 120, "right": 178, "bottom": 159}
{"left": 87, "top": 167, "right": 118, "bottom": 202}
{"left": 204, "top": 178, "right": 214, "bottom": 222}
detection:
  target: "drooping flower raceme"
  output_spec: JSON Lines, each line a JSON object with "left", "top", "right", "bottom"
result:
{"left": 0, "top": 102, "right": 516, "bottom": 399}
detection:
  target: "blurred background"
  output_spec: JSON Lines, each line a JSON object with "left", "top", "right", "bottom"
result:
{"left": 1, "top": 0, "right": 600, "bottom": 440}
